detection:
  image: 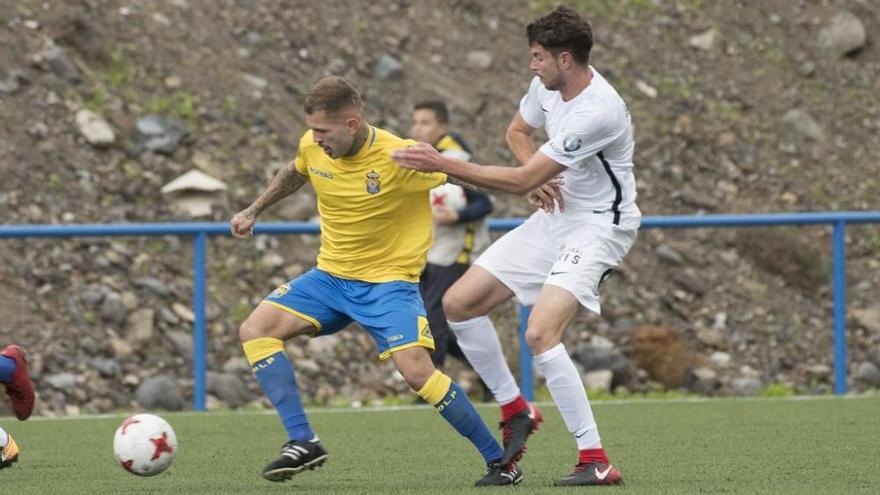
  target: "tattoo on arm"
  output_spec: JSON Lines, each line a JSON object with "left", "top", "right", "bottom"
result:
{"left": 249, "top": 162, "right": 308, "bottom": 215}
{"left": 447, "top": 175, "right": 495, "bottom": 194}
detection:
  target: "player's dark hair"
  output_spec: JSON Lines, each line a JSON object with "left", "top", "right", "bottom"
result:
{"left": 413, "top": 100, "right": 449, "bottom": 125}
{"left": 304, "top": 76, "right": 364, "bottom": 116}
{"left": 527, "top": 5, "right": 593, "bottom": 65}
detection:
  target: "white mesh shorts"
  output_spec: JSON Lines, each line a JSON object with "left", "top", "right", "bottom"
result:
{"left": 474, "top": 209, "right": 638, "bottom": 313}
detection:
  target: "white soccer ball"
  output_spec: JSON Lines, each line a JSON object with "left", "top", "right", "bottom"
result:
{"left": 430, "top": 183, "right": 467, "bottom": 211}
{"left": 113, "top": 413, "right": 178, "bottom": 476}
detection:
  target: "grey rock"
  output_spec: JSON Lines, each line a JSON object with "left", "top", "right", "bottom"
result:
{"left": 326, "top": 58, "right": 348, "bottom": 75}
{"left": 160, "top": 307, "right": 180, "bottom": 325}
{"left": 466, "top": 50, "right": 493, "bottom": 70}
{"left": 856, "top": 361, "right": 880, "bottom": 387}
{"left": 207, "top": 372, "right": 252, "bottom": 408}
{"left": 571, "top": 342, "right": 629, "bottom": 386}
{"left": 0, "top": 70, "right": 27, "bottom": 94}
{"left": 136, "top": 376, "right": 185, "bottom": 411}
{"left": 804, "top": 364, "right": 831, "bottom": 378}
{"left": 712, "top": 312, "right": 728, "bottom": 330}
{"left": 373, "top": 53, "right": 404, "bottom": 81}
{"left": 731, "top": 377, "right": 763, "bottom": 396}
{"left": 43, "top": 45, "right": 82, "bottom": 83}
{"left": 166, "top": 330, "right": 193, "bottom": 360}
{"left": 125, "top": 308, "right": 155, "bottom": 343}
{"left": 245, "top": 31, "right": 262, "bottom": 46}
{"left": 100, "top": 292, "right": 128, "bottom": 324}
{"left": 690, "top": 367, "right": 718, "bottom": 394}
{"left": 90, "top": 358, "right": 121, "bottom": 377}
{"left": 696, "top": 328, "right": 726, "bottom": 348}
{"left": 307, "top": 334, "right": 342, "bottom": 357}
{"left": 655, "top": 244, "right": 684, "bottom": 265}
{"left": 45, "top": 373, "right": 79, "bottom": 390}
{"left": 783, "top": 109, "right": 826, "bottom": 142}
{"left": 689, "top": 28, "right": 717, "bottom": 51}
{"left": 79, "top": 335, "right": 100, "bottom": 355}
{"left": 134, "top": 115, "right": 189, "bottom": 154}
{"left": 243, "top": 73, "right": 267, "bottom": 90}
{"left": 817, "top": 11, "right": 867, "bottom": 57}
{"left": 583, "top": 370, "right": 613, "bottom": 393}
{"left": 222, "top": 356, "right": 251, "bottom": 374}
{"left": 710, "top": 351, "right": 732, "bottom": 368}
{"left": 134, "top": 277, "right": 171, "bottom": 297}
{"left": 75, "top": 109, "right": 115, "bottom": 146}
{"left": 852, "top": 308, "right": 880, "bottom": 333}
{"left": 672, "top": 270, "right": 709, "bottom": 296}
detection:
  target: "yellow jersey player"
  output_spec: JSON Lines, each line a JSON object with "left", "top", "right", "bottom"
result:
{"left": 230, "top": 76, "right": 521, "bottom": 486}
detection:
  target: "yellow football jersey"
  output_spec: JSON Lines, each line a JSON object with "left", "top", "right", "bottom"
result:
{"left": 294, "top": 126, "right": 446, "bottom": 282}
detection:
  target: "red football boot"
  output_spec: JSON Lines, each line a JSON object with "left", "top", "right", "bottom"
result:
{"left": 2, "top": 345, "right": 35, "bottom": 420}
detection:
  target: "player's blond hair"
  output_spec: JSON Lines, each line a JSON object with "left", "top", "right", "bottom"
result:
{"left": 304, "top": 76, "right": 364, "bottom": 117}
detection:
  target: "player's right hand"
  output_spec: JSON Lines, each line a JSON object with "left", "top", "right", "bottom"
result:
{"left": 230, "top": 208, "right": 257, "bottom": 238}
{"left": 527, "top": 176, "right": 565, "bottom": 213}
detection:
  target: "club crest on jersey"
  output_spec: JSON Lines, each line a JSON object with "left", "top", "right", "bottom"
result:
{"left": 366, "top": 170, "right": 381, "bottom": 194}
{"left": 563, "top": 134, "right": 582, "bottom": 152}
{"left": 268, "top": 283, "right": 291, "bottom": 299}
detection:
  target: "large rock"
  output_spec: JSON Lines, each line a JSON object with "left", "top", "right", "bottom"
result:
{"left": 134, "top": 115, "right": 188, "bottom": 154}
{"left": 76, "top": 109, "right": 115, "bottom": 146}
{"left": 165, "top": 330, "right": 193, "bottom": 360}
{"left": 100, "top": 292, "right": 128, "bottom": 324}
{"left": 465, "top": 50, "right": 493, "bottom": 70}
{"left": 43, "top": 45, "right": 82, "bottom": 83}
{"left": 817, "top": 11, "right": 867, "bottom": 57}
{"left": 136, "top": 376, "right": 185, "bottom": 411}
{"left": 125, "top": 308, "right": 156, "bottom": 343}
{"left": 207, "top": 372, "right": 252, "bottom": 408}
{"left": 630, "top": 325, "right": 691, "bottom": 388}
{"left": 89, "top": 358, "right": 121, "bottom": 378}
{"left": 373, "top": 53, "right": 404, "bottom": 81}
{"left": 731, "top": 377, "right": 763, "bottom": 396}
{"left": 856, "top": 361, "right": 880, "bottom": 387}
{"left": 852, "top": 308, "right": 880, "bottom": 333}
{"left": 571, "top": 341, "right": 629, "bottom": 385}
{"left": 583, "top": 370, "right": 613, "bottom": 393}
{"left": 783, "top": 109, "right": 826, "bottom": 142}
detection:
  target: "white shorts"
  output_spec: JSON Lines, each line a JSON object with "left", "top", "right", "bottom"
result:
{"left": 474, "top": 209, "right": 638, "bottom": 313}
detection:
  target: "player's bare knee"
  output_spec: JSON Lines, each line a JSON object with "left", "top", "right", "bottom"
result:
{"left": 392, "top": 349, "right": 436, "bottom": 390}
{"left": 238, "top": 318, "right": 266, "bottom": 343}
{"left": 442, "top": 291, "right": 479, "bottom": 322}
{"left": 403, "top": 370, "right": 434, "bottom": 391}
{"left": 524, "top": 326, "right": 557, "bottom": 355}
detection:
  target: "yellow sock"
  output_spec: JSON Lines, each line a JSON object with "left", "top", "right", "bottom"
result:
{"left": 242, "top": 337, "right": 284, "bottom": 365}
{"left": 416, "top": 370, "right": 452, "bottom": 406}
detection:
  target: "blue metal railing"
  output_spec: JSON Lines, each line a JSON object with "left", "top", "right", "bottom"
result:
{"left": 2, "top": 211, "right": 879, "bottom": 408}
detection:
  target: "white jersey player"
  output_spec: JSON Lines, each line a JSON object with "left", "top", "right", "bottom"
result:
{"left": 392, "top": 5, "right": 635, "bottom": 486}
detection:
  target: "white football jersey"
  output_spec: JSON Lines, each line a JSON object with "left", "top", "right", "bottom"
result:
{"left": 519, "top": 68, "right": 640, "bottom": 227}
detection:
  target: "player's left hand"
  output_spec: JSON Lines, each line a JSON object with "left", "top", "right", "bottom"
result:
{"left": 392, "top": 143, "right": 443, "bottom": 172}
{"left": 433, "top": 207, "right": 459, "bottom": 225}
{"left": 527, "top": 175, "right": 565, "bottom": 213}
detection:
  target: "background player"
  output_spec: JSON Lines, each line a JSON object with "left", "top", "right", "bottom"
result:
{"left": 410, "top": 100, "right": 493, "bottom": 399}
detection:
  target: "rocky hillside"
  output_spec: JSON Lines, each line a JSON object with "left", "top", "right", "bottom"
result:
{"left": 1, "top": 0, "right": 879, "bottom": 415}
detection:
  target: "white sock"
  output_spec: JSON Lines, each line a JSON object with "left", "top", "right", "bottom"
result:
{"left": 534, "top": 343, "right": 602, "bottom": 450}
{"left": 0, "top": 427, "right": 8, "bottom": 448}
{"left": 448, "top": 316, "right": 521, "bottom": 404}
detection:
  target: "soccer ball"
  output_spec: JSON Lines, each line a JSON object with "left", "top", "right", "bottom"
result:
{"left": 430, "top": 183, "right": 467, "bottom": 211}
{"left": 113, "top": 413, "right": 178, "bottom": 476}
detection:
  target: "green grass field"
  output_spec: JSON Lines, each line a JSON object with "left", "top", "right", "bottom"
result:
{"left": 2, "top": 396, "right": 878, "bottom": 494}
